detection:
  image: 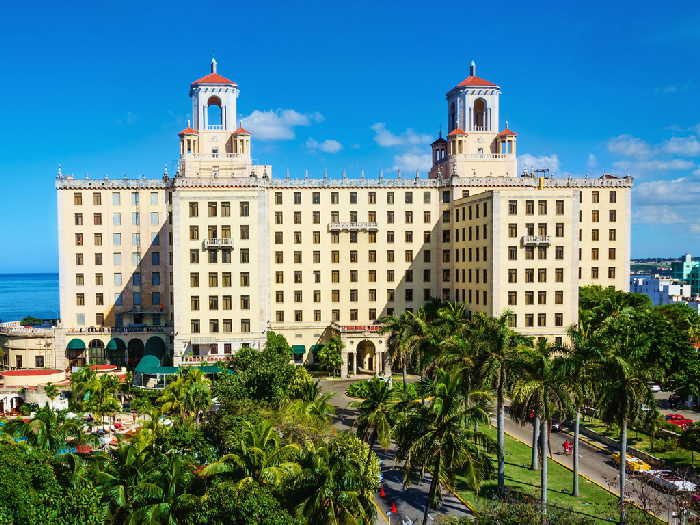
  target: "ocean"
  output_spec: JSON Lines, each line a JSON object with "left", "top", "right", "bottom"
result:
{"left": 0, "top": 273, "right": 59, "bottom": 322}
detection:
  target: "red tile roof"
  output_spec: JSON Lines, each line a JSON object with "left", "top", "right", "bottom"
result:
{"left": 448, "top": 128, "right": 467, "bottom": 136}
{"left": 1, "top": 369, "right": 62, "bottom": 376}
{"left": 456, "top": 75, "right": 498, "bottom": 88}
{"left": 178, "top": 127, "right": 198, "bottom": 136}
{"left": 191, "top": 72, "right": 237, "bottom": 87}
{"left": 90, "top": 364, "right": 118, "bottom": 372}
{"left": 233, "top": 127, "right": 251, "bottom": 135}
{"left": 498, "top": 128, "right": 518, "bottom": 137}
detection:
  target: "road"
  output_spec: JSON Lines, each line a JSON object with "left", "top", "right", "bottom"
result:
{"left": 320, "top": 379, "right": 472, "bottom": 524}
{"left": 502, "top": 414, "right": 685, "bottom": 523}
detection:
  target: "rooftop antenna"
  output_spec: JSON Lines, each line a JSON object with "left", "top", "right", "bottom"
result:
{"left": 505, "top": 119, "right": 509, "bottom": 129}
{"left": 211, "top": 56, "right": 218, "bottom": 73}
{"left": 469, "top": 59, "right": 476, "bottom": 77}
{"left": 396, "top": 168, "right": 401, "bottom": 179}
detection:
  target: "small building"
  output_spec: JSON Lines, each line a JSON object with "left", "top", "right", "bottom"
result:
{"left": 630, "top": 275, "right": 693, "bottom": 306}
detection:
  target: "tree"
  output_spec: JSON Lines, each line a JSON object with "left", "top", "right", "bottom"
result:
{"left": 510, "top": 339, "right": 573, "bottom": 517}
{"left": 5, "top": 406, "right": 94, "bottom": 453}
{"left": 317, "top": 337, "right": 343, "bottom": 377}
{"left": 381, "top": 311, "right": 423, "bottom": 389}
{"left": 680, "top": 423, "right": 700, "bottom": 466}
{"left": 472, "top": 311, "right": 530, "bottom": 497}
{"left": 201, "top": 419, "right": 301, "bottom": 489}
{"left": 44, "top": 383, "right": 60, "bottom": 408}
{"left": 397, "top": 369, "right": 492, "bottom": 525}
{"left": 350, "top": 378, "right": 396, "bottom": 461}
{"left": 70, "top": 367, "right": 122, "bottom": 429}
{"left": 296, "top": 434, "right": 379, "bottom": 524}
{"left": 592, "top": 309, "right": 655, "bottom": 525}
{"left": 158, "top": 368, "right": 212, "bottom": 423}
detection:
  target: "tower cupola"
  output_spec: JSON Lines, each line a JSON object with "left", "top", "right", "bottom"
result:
{"left": 189, "top": 58, "right": 239, "bottom": 131}
{"left": 446, "top": 60, "right": 501, "bottom": 133}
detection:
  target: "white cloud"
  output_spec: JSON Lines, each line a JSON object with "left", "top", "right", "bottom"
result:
{"left": 634, "top": 175, "right": 700, "bottom": 205}
{"left": 517, "top": 153, "right": 560, "bottom": 174}
{"left": 633, "top": 205, "right": 685, "bottom": 224}
{"left": 586, "top": 153, "right": 598, "bottom": 170}
{"left": 241, "top": 109, "right": 324, "bottom": 140}
{"left": 607, "top": 135, "right": 652, "bottom": 158}
{"left": 371, "top": 123, "right": 432, "bottom": 147}
{"left": 393, "top": 152, "right": 432, "bottom": 172}
{"left": 613, "top": 158, "right": 695, "bottom": 175}
{"left": 663, "top": 136, "right": 700, "bottom": 156}
{"left": 306, "top": 138, "right": 343, "bottom": 154}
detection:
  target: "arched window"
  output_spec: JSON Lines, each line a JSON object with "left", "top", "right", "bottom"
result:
{"left": 88, "top": 340, "right": 106, "bottom": 365}
{"left": 473, "top": 98, "right": 487, "bottom": 130}
{"left": 449, "top": 102, "right": 456, "bottom": 131}
{"left": 207, "top": 96, "right": 222, "bottom": 129}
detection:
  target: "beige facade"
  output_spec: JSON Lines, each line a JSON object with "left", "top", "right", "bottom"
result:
{"left": 53, "top": 60, "right": 632, "bottom": 377}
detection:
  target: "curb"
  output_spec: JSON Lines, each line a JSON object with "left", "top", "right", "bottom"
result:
{"left": 373, "top": 496, "right": 390, "bottom": 524}
{"left": 445, "top": 482, "right": 478, "bottom": 515}
{"left": 505, "top": 428, "right": 665, "bottom": 524}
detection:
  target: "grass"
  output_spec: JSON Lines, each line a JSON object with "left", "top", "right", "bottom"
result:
{"left": 455, "top": 425, "right": 630, "bottom": 523}
{"left": 583, "top": 418, "right": 698, "bottom": 472}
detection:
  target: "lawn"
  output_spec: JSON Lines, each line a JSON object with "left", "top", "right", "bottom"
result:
{"left": 455, "top": 426, "right": 649, "bottom": 524}
{"left": 583, "top": 418, "right": 698, "bottom": 472}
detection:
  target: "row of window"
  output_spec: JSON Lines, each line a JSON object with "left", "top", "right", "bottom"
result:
{"left": 507, "top": 199, "right": 566, "bottom": 216}
{"left": 191, "top": 319, "right": 251, "bottom": 333}
{"left": 74, "top": 212, "right": 161, "bottom": 226}
{"left": 73, "top": 191, "right": 163, "bottom": 207}
{"left": 189, "top": 201, "right": 249, "bottom": 218}
{"left": 505, "top": 268, "right": 566, "bottom": 283}
{"left": 75, "top": 272, "right": 163, "bottom": 286}
{"left": 507, "top": 290, "right": 565, "bottom": 305}
{"left": 76, "top": 291, "right": 163, "bottom": 307}
{"left": 75, "top": 251, "right": 163, "bottom": 266}
{"left": 75, "top": 232, "right": 161, "bottom": 248}
{"left": 272, "top": 190, "right": 442, "bottom": 206}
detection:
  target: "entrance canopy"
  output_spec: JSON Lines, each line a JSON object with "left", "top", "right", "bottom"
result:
{"left": 291, "top": 345, "right": 305, "bottom": 356}
{"left": 67, "top": 339, "right": 86, "bottom": 351}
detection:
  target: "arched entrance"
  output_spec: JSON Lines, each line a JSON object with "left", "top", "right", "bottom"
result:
{"left": 88, "top": 339, "right": 106, "bottom": 365}
{"left": 127, "top": 339, "right": 144, "bottom": 370}
{"left": 66, "top": 339, "right": 86, "bottom": 369}
{"left": 145, "top": 336, "right": 166, "bottom": 360}
{"left": 106, "top": 338, "right": 127, "bottom": 368}
{"left": 356, "top": 340, "right": 377, "bottom": 375}
{"left": 473, "top": 98, "right": 487, "bottom": 130}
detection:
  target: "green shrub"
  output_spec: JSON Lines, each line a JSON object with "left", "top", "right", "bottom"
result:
{"left": 345, "top": 379, "right": 417, "bottom": 399}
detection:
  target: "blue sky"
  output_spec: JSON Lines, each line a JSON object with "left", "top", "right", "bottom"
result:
{"left": 1, "top": 1, "right": 699, "bottom": 272}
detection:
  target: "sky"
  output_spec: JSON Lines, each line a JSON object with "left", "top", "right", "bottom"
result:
{"left": 1, "top": 1, "right": 699, "bottom": 272}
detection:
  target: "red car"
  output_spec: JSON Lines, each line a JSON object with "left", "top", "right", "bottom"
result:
{"left": 665, "top": 414, "right": 693, "bottom": 430}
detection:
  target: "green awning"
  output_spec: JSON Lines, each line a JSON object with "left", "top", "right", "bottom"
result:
{"left": 67, "top": 339, "right": 86, "bottom": 351}
{"left": 198, "top": 365, "right": 224, "bottom": 374}
{"left": 106, "top": 338, "right": 125, "bottom": 350}
{"left": 291, "top": 345, "right": 306, "bottom": 355}
{"left": 310, "top": 344, "right": 322, "bottom": 353}
{"left": 135, "top": 354, "right": 178, "bottom": 375}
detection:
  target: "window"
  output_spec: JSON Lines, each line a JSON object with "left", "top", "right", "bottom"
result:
{"left": 404, "top": 191, "right": 413, "bottom": 204}
{"left": 112, "top": 191, "right": 121, "bottom": 205}
{"left": 275, "top": 192, "right": 283, "bottom": 205}
{"left": 508, "top": 246, "right": 517, "bottom": 260}
{"left": 556, "top": 223, "right": 564, "bottom": 237}
{"left": 387, "top": 192, "right": 394, "bottom": 204}
{"left": 592, "top": 191, "right": 599, "bottom": 203}
{"left": 538, "top": 313, "right": 546, "bottom": 327}
{"left": 555, "top": 268, "right": 564, "bottom": 282}
{"left": 538, "top": 291, "right": 547, "bottom": 305}
{"left": 525, "top": 200, "right": 534, "bottom": 215}
{"left": 555, "top": 246, "right": 564, "bottom": 259}
{"left": 538, "top": 268, "right": 547, "bottom": 282}
{"left": 293, "top": 192, "right": 301, "bottom": 205}
{"left": 525, "top": 291, "right": 534, "bottom": 305}
{"left": 507, "top": 291, "right": 517, "bottom": 305}
{"left": 241, "top": 319, "right": 251, "bottom": 332}
{"left": 113, "top": 213, "right": 121, "bottom": 225}
{"left": 508, "top": 269, "right": 517, "bottom": 283}
{"left": 609, "top": 229, "right": 616, "bottom": 241}
{"left": 555, "top": 291, "right": 563, "bottom": 304}
{"left": 556, "top": 200, "right": 564, "bottom": 215}
{"left": 608, "top": 267, "right": 616, "bottom": 279}
{"left": 508, "top": 200, "right": 517, "bottom": 215}
{"left": 610, "top": 191, "right": 617, "bottom": 203}
{"left": 312, "top": 191, "right": 320, "bottom": 204}
{"left": 592, "top": 229, "right": 599, "bottom": 241}
{"left": 555, "top": 313, "right": 563, "bottom": 327}
{"left": 189, "top": 202, "right": 198, "bottom": 217}
{"left": 592, "top": 210, "right": 599, "bottom": 222}
{"left": 525, "top": 269, "right": 534, "bottom": 283}
{"left": 538, "top": 200, "right": 547, "bottom": 215}
{"left": 508, "top": 224, "right": 517, "bottom": 238}
{"left": 350, "top": 191, "right": 358, "bottom": 204}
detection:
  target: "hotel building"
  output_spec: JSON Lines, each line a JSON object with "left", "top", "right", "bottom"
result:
{"left": 52, "top": 59, "right": 632, "bottom": 378}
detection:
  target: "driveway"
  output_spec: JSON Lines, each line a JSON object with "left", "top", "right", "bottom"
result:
{"left": 319, "top": 378, "right": 472, "bottom": 524}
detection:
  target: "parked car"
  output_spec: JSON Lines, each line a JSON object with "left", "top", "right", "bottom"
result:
{"left": 665, "top": 413, "right": 694, "bottom": 430}
{"left": 644, "top": 470, "right": 697, "bottom": 493}
{"left": 611, "top": 452, "right": 651, "bottom": 472}
{"left": 649, "top": 383, "right": 661, "bottom": 393}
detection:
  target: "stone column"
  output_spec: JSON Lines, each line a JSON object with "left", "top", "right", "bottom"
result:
{"left": 341, "top": 351, "right": 349, "bottom": 378}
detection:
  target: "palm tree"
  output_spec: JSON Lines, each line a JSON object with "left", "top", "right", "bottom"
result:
{"left": 593, "top": 309, "right": 655, "bottom": 524}
{"left": 510, "top": 339, "right": 573, "bottom": 518}
{"left": 350, "top": 378, "right": 396, "bottom": 462}
{"left": 5, "top": 406, "right": 93, "bottom": 453}
{"left": 158, "top": 368, "right": 211, "bottom": 423}
{"left": 560, "top": 324, "right": 596, "bottom": 497}
{"left": 397, "top": 369, "right": 492, "bottom": 525}
{"left": 200, "top": 419, "right": 301, "bottom": 488}
{"left": 472, "top": 311, "right": 531, "bottom": 497}
{"left": 44, "top": 383, "right": 60, "bottom": 408}
{"left": 284, "top": 391, "right": 336, "bottom": 429}
{"left": 381, "top": 311, "right": 422, "bottom": 389}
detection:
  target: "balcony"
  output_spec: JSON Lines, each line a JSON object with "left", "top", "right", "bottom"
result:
{"left": 203, "top": 238, "right": 234, "bottom": 249}
{"left": 328, "top": 222, "right": 379, "bottom": 232}
{"left": 207, "top": 124, "right": 224, "bottom": 130}
{"left": 521, "top": 235, "right": 551, "bottom": 246}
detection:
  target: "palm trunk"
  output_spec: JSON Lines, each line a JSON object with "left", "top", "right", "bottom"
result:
{"left": 531, "top": 416, "right": 540, "bottom": 470}
{"left": 366, "top": 429, "right": 377, "bottom": 467}
{"left": 496, "top": 367, "right": 505, "bottom": 496}
{"left": 573, "top": 410, "right": 580, "bottom": 496}
{"left": 540, "top": 417, "right": 549, "bottom": 521}
{"left": 423, "top": 456, "right": 441, "bottom": 525}
{"left": 619, "top": 418, "right": 627, "bottom": 525}
{"left": 402, "top": 360, "right": 407, "bottom": 391}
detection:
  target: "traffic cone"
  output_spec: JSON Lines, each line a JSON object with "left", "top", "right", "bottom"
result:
{"left": 379, "top": 486, "right": 386, "bottom": 498}
{"left": 390, "top": 502, "right": 398, "bottom": 514}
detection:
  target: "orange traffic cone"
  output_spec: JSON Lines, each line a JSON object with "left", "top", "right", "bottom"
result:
{"left": 379, "top": 486, "right": 386, "bottom": 498}
{"left": 390, "top": 502, "right": 398, "bottom": 514}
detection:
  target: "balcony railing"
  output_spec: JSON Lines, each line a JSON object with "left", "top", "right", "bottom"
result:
{"left": 328, "top": 222, "right": 379, "bottom": 232}
{"left": 207, "top": 125, "right": 224, "bottom": 130}
{"left": 181, "top": 354, "right": 231, "bottom": 364}
{"left": 454, "top": 153, "right": 508, "bottom": 160}
{"left": 181, "top": 153, "right": 246, "bottom": 161}
{"left": 521, "top": 235, "right": 551, "bottom": 246}
{"left": 203, "top": 238, "right": 234, "bottom": 249}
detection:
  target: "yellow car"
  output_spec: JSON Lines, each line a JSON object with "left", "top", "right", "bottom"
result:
{"left": 611, "top": 452, "right": 651, "bottom": 472}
